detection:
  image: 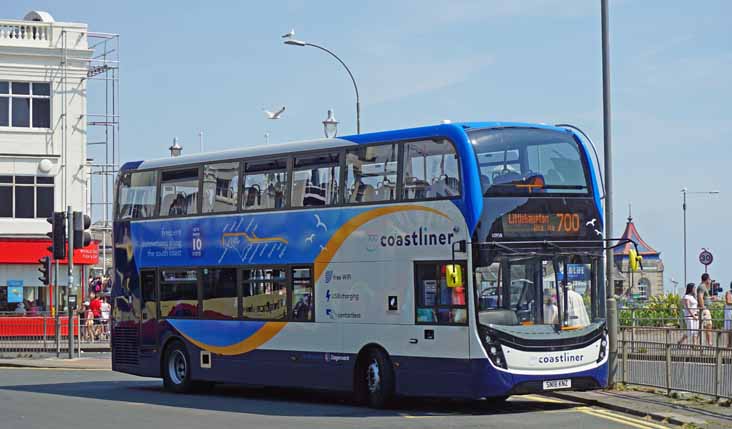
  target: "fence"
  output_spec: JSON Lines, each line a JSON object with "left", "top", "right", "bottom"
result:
{"left": 619, "top": 325, "right": 732, "bottom": 400}
{"left": 0, "top": 315, "right": 110, "bottom": 357}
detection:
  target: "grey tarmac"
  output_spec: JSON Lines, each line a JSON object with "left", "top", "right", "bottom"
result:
{"left": 0, "top": 368, "right": 670, "bottom": 429}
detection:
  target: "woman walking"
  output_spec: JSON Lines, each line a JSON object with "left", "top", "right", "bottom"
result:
{"left": 678, "top": 283, "right": 699, "bottom": 345}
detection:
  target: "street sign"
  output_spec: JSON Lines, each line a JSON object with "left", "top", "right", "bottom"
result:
{"left": 699, "top": 249, "right": 714, "bottom": 266}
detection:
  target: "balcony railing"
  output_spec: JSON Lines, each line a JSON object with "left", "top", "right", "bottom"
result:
{"left": 0, "top": 20, "right": 52, "bottom": 47}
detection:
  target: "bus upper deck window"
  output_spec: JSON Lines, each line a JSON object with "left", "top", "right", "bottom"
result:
{"left": 117, "top": 170, "right": 157, "bottom": 220}
{"left": 159, "top": 168, "right": 200, "bottom": 217}
{"left": 242, "top": 158, "right": 288, "bottom": 211}
{"left": 401, "top": 139, "right": 460, "bottom": 200}
{"left": 202, "top": 162, "right": 239, "bottom": 213}
{"left": 345, "top": 144, "right": 398, "bottom": 204}
{"left": 292, "top": 152, "right": 340, "bottom": 208}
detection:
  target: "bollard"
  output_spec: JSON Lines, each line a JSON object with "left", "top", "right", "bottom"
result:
{"left": 43, "top": 315, "right": 47, "bottom": 351}
{"left": 621, "top": 327, "right": 627, "bottom": 385}
{"left": 607, "top": 296, "right": 618, "bottom": 388}
{"left": 665, "top": 328, "right": 671, "bottom": 396}
{"left": 715, "top": 330, "right": 722, "bottom": 401}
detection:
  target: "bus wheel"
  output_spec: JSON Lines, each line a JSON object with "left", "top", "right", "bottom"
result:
{"left": 163, "top": 341, "right": 193, "bottom": 393}
{"left": 363, "top": 348, "right": 394, "bottom": 408}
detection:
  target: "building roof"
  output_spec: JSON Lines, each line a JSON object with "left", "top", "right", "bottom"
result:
{"left": 614, "top": 214, "right": 659, "bottom": 256}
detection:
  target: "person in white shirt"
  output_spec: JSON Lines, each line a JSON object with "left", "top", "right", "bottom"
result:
{"left": 678, "top": 283, "right": 699, "bottom": 345}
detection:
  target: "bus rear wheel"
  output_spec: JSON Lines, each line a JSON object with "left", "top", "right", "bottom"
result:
{"left": 163, "top": 341, "right": 193, "bottom": 393}
{"left": 360, "top": 348, "right": 394, "bottom": 409}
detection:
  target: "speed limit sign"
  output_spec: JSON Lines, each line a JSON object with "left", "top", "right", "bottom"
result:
{"left": 699, "top": 249, "right": 714, "bottom": 266}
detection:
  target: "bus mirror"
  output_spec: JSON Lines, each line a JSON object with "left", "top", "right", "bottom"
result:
{"left": 628, "top": 249, "right": 642, "bottom": 272}
{"left": 446, "top": 264, "right": 463, "bottom": 288}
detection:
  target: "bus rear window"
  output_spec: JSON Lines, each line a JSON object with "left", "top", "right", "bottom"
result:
{"left": 469, "top": 128, "right": 589, "bottom": 196}
{"left": 117, "top": 171, "right": 158, "bottom": 220}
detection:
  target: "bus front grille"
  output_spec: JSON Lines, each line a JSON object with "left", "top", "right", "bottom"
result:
{"left": 112, "top": 326, "right": 139, "bottom": 365}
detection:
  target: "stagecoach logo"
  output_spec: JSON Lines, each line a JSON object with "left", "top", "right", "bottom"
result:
{"left": 324, "top": 353, "right": 350, "bottom": 362}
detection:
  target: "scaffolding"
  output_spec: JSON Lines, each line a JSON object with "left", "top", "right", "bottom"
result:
{"left": 83, "top": 32, "right": 120, "bottom": 274}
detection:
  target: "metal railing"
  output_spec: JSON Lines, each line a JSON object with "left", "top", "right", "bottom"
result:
{"left": 619, "top": 325, "right": 732, "bottom": 400}
{"left": 0, "top": 315, "right": 110, "bottom": 357}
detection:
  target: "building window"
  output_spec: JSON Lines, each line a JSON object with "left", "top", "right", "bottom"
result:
{"left": 0, "top": 81, "right": 51, "bottom": 128}
{"left": 0, "top": 175, "right": 54, "bottom": 218}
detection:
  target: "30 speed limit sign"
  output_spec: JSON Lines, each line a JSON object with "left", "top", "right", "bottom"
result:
{"left": 699, "top": 249, "right": 714, "bottom": 266}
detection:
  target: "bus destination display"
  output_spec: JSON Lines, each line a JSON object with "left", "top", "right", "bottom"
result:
{"left": 502, "top": 212, "right": 583, "bottom": 237}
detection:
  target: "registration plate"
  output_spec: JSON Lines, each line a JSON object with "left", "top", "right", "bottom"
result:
{"left": 542, "top": 379, "right": 571, "bottom": 390}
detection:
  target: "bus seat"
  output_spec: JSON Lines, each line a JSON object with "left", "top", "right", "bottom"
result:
{"left": 361, "top": 184, "right": 376, "bottom": 202}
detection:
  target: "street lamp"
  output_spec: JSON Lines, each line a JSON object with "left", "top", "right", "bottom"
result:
{"left": 169, "top": 137, "right": 182, "bottom": 157}
{"left": 322, "top": 109, "right": 338, "bottom": 138}
{"left": 681, "top": 188, "right": 720, "bottom": 286}
{"left": 284, "top": 34, "right": 361, "bottom": 134}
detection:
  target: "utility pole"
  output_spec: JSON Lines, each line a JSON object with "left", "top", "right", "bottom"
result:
{"left": 55, "top": 259, "right": 60, "bottom": 358}
{"left": 601, "top": 0, "right": 618, "bottom": 388}
{"left": 67, "top": 205, "right": 74, "bottom": 359}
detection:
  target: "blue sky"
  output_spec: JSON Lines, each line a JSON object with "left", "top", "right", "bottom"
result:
{"left": 7, "top": 1, "right": 731, "bottom": 292}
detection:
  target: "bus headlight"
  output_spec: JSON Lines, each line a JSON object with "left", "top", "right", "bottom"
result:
{"left": 480, "top": 328, "right": 507, "bottom": 369}
{"left": 597, "top": 334, "right": 608, "bottom": 363}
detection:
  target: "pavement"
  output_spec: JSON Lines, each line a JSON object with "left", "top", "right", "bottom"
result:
{"left": 1, "top": 357, "right": 731, "bottom": 428}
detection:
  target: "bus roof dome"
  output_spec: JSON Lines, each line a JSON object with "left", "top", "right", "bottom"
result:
{"left": 24, "top": 10, "right": 55, "bottom": 22}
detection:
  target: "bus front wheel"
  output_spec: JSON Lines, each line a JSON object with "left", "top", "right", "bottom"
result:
{"left": 359, "top": 348, "right": 395, "bottom": 408}
{"left": 162, "top": 341, "right": 193, "bottom": 393}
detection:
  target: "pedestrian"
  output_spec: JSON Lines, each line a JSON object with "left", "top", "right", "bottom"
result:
{"left": 89, "top": 293, "right": 102, "bottom": 339}
{"left": 725, "top": 282, "right": 732, "bottom": 347}
{"left": 698, "top": 273, "right": 715, "bottom": 345}
{"left": 100, "top": 297, "right": 111, "bottom": 339}
{"left": 678, "top": 283, "right": 699, "bottom": 345}
{"left": 84, "top": 303, "right": 95, "bottom": 342}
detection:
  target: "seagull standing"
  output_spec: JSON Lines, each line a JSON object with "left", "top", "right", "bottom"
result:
{"left": 263, "top": 106, "right": 286, "bottom": 119}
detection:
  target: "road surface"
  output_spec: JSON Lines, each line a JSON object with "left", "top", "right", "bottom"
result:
{"left": 0, "top": 368, "right": 669, "bottom": 429}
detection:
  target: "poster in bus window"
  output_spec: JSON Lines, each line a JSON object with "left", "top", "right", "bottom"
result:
{"left": 423, "top": 280, "right": 437, "bottom": 306}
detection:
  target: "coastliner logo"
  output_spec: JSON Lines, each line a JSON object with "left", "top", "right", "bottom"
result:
{"left": 535, "top": 352, "right": 585, "bottom": 365}
{"left": 377, "top": 227, "right": 455, "bottom": 248}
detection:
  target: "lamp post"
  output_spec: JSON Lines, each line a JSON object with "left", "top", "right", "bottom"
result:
{"left": 681, "top": 188, "right": 719, "bottom": 286}
{"left": 169, "top": 137, "right": 182, "bottom": 157}
{"left": 284, "top": 35, "right": 360, "bottom": 134}
{"left": 322, "top": 109, "right": 339, "bottom": 138}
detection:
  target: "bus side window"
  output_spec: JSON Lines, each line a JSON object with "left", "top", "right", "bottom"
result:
{"left": 242, "top": 158, "right": 288, "bottom": 211}
{"left": 117, "top": 171, "right": 157, "bottom": 220}
{"left": 401, "top": 140, "right": 460, "bottom": 201}
{"left": 345, "top": 144, "right": 398, "bottom": 204}
{"left": 159, "top": 168, "right": 200, "bottom": 217}
{"left": 201, "top": 268, "right": 237, "bottom": 320}
{"left": 292, "top": 267, "right": 314, "bottom": 321}
{"left": 241, "top": 267, "right": 288, "bottom": 320}
{"left": 292, "top": 152, "right": 340, "bottom": 208}
{"left": 159, "top": 269, "right": 198, "bottom": 318}
{"left": 414, "top": 262, "right": 467, "bottom": 325}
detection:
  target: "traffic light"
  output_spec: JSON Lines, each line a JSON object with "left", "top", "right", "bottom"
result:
{"left": 73, "top": 211, "right": 92, "bottom": 249}
{"left": 46, "top": 212, "right": 66, "bottom": 260}
{"left": 38, "top": 256, "right": 51, "bottom": 285}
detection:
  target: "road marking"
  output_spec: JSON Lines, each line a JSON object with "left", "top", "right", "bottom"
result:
{"left": 521, "top": 395, "right": 669, "bottom": 429}
{"left": 0, "top": 366, "right": 109, "bottom": 371}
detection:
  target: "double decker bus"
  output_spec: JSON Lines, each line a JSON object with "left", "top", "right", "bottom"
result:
{"left": 112, "top": 121, "right": 611, "bottom": 407}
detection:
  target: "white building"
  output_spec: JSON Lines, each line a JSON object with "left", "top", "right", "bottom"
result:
{"left": 0, "top": 11, "right": 99, "bottom": 312}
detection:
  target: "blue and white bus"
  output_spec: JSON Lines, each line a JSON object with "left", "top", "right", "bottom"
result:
{"left": 112, "top": 122, "right": 610, "bottom": 407}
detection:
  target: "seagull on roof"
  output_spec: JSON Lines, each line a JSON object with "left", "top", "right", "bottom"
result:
{"left": 263, "top": 106, "right": 286, "bottom": 119}
{"left": 282, "top": 29, "right": 295, "bottom": 38}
